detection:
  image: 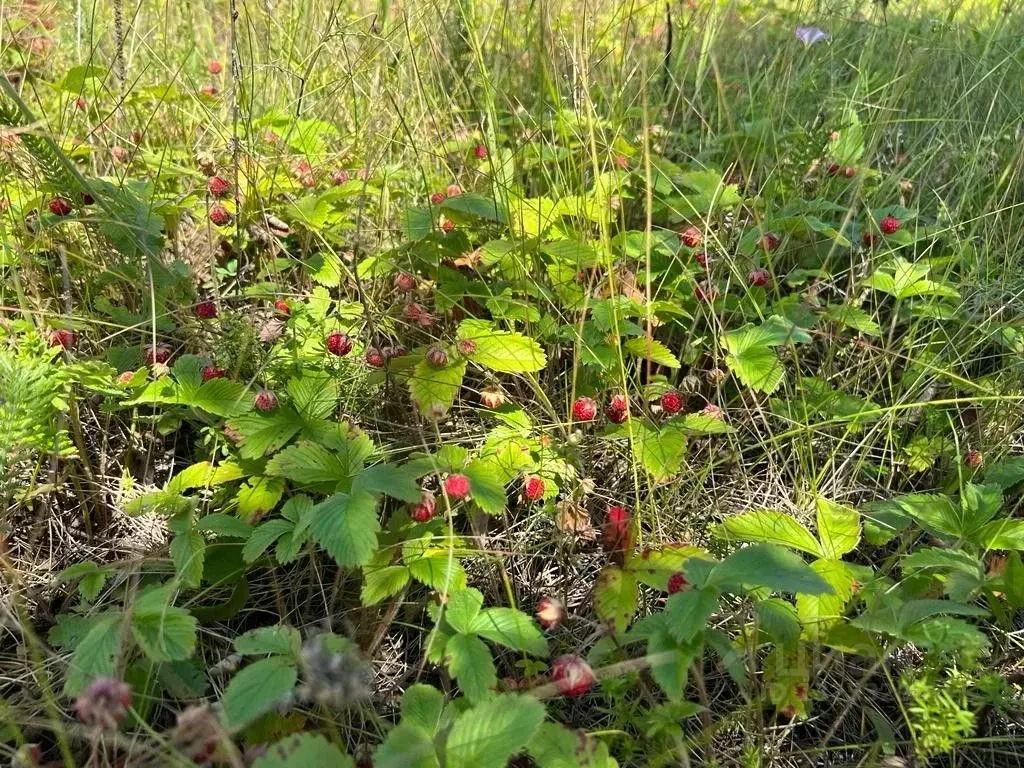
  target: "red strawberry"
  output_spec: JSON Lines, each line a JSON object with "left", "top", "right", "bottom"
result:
{"left": 456, "top": 339, "right": 477, "bottom": 357}
{"left": 274, "top": 299, "right": 290, "bottom": 315}
{"left": 614, "top": 155, "right": 629, "bottom": 169}
{"left": 748, "top": 268, "right": 771, "bottom": 287}
{"left": 667, "top": 571, "right": 690, "bottom": 593}
{"left": 200, "top": 84, "right": 218, "bottom": 97}
{"left": 694, "top": 281, "right": 718, "bottom": 303}
{"left": 680, "top": 226, "right": 702, "bottom": 248}
{"left": 116, "top": 370, "right": 135, "bottom": 385}
{"left": 660, "top": 391, "right": 682, "bottom": 414}
{"left": 524, "top": 476, "right": 545, "bottom": 501}
{"left": 207, "top": 176, "right": 231, "bottom": 198}
{"left": 410, "top": 491, "right": 436, "bottom": 523}
{"left": 963, "top": 449, "right": 983, "bottom": 469}
{"left": 536, "top": 596, "right": 564, "bottom": 629}
{"left": 144, "top": 343, "right": 172, "bottom": 365}
{"left": 843, "top": 166, "right": 856, "bottom": 178}
{"left": 474, "top": 144, "right": 488, "bottom": 159}
{"left": 426, "top": 345, "right": 448, "bottom": 367}
{"left": 825, "top": 162, "right": 840, "bottom": 176}
{"left": 602, "top": 505, "right": 632, "bottom": 556}
{"left": 49, "top": 328, "right": 78, "bottom": 349}
{"left": 365, "top": 347, "right": 386, "bottom": 368}
{"left": 394, "top": 272, "right": 417, "bottom": 292}
{"left": 861, "top": 231, "right": 877, "bottom": 247}
{"left": 446, "top": 184, "right": 463, "bottom": 197}
{"left": 48, "top": 197, "right": 72, "bottom": 216}
{"left": 201, "top": 366, "right": 226, "bottom": 381}
{"left": 74, "top": 96, "right": 87, "bottom": 111}
{"left": 253, "top": 389, "right": 278, "bottom": 412}
{"left": 80, "top": 192, "right": 95, "bottom": 205}
{"left": 326, "top": 332, "right": 353, "bottom": 357}
{"left": 384, "top": 345, "right": 408, "bottom": 359}
{"left": 759, "top": 232, "right": 780, "bottom": 251}
{"left": 330, "top": 169, "right": 350, "bottom": 186}
{"left": 444, "top": 473, "right": 471, "bottom": 500}
{"left": 208, "top": 60, "right": 223, "bottom": 75}
{"left": 441, "top": 219, "right": 454, "bottom": 233}
{"left": 402, "top": 303, "right": 424, "bottom": 322}
{"left": 209, "top": 205, "right": 231, "bottom": 226}
{"left": 879, "top": 215, "right": 900, "bottom": 235}
{"left": 430, "top": 192, "right": 445, "bottom": 204}
{"left": 551, "top": 655, "right": 595, "bottom": 697}
{"left": 195, "top": 300, "right": 218, "bottom": 319}
{"left": 572, "top": 396, "right": 598, "bottom": 422}
{"left": 607, "top": 394, "right": 628, "bottom": 424}
{"left": 694, "top": 250, "right": 709, "bottom": 268}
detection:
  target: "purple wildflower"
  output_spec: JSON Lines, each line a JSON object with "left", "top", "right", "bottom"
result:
{"left": 795, "top": 26, "right": 831, "bottom": 46}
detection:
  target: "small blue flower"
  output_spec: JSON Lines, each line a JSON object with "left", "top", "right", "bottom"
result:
{"left": 795, "top": 26, "right": 831, "bottom": 46}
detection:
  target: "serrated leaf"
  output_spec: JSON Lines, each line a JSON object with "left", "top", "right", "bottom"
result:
{"left": 663, "top": 588, "right": 718, "bottom": 643}
{"left": 265, "top": 441, "right": 350, "bottom": 487}
{"left": 170, "top": 530, "right": 205, "bottom": 588}
{"left": 679, "top": 412, "right": 734, "bottom": 434}
{"left": 718, "top": 510, "right": 821, "bottom": 557}
{"left": 756, "top": 598, "right": 800, "bottom": 645}
{"left": 287, "top": 372, "right": 339, "bottom": 420}
{"left": 409, "top": 359, "right": 466, "bottom": 418}
{"left": 234, "top": 625, "right": 302, "bottom": 659}
{"left": 191, "top": 378, "right": 250, "bottom": 417}
{"left": 628, "top": 420, "right": 687, "bottom": 481}
{"left": 373, "top": 724, "right": 439, "bottom": 768}
{"left": 243, "top": 519, "right": 293, "bottom": 563}
{"left": 463, "top": 459, "right": 507, "bottom": 514}
{"left": 457, "top": 320, "right": 547, "bottom": 373}
{"left": 235, "top": 476, "right": 285, "bottom": 520}
{"left": 253, "top": 733, "right": 354, "bottom": 768}
{"left": 353, "top": 463, "right": 422, "bottom": 502}
{"left": 444, "top": 588, "right": 484, "bottom": 633}
{"left": 445, "top": 694, "right": 545, "bottom": 768}
{"left": 196, "top": 513, "right": 253, "bottom": 539}
{"left": 407, "top": 555, "right": 466, "bottom": 592}
{"left": 624, "top": 337, "right": 680, "bottom": 368}
{"left": 223, "top": 657, "right": 298, "bottom": 729}
{"left": 594, "top": 566, "right": 639, "bottom": 632}
{"left": 361, "top": 566, "right": 411, "bottom": 605}
{"left": 469, "top": 608, "right": 548, "bottom": 656}
{"left": 446, "top": 633, "right": 496, "bottom": 703}
{"left": 710, "top": 544, "right": 833, "bottom": 595}
{"left": 815, "top": 497, "right": 860, "bottom": 558}
{"left": 646, "top": 626, "right": 698, "bottom": 702}
{"left": 64, "top": 614, "right": 121, "bottom": 695}
{"left": 442, "top": 192, "right": 505, "bottom": 223}
{"left": 131, "top": 586, "right": 197, "bottom": 662}
{"left": 721, "top": 326, "right": 784, "bottom": 394}
{"left": 796, "top": 559, "right": 855, "bottom": 640}
{"left": 310, "top": 491, "right": 380, "bottom": 567}
{"left": 824, "top": 304, "right": 881, "bottom": 336}
{"left": 227, "top": 409, "right": 304, "bottom": 460}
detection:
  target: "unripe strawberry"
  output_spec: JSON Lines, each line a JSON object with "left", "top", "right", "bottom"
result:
{"left": 204, "top": 58, "right": 221, "bottom": 73}
{"left": 274, "top": 299, "right": 290, "bottom": 315}
{"left": 680, "top": 226, "right": 702, "bottom": 248}
{"left": 759, "top": 232, "right": 780, "bottom": 252}
{"left": 74, "top": 678, "right": 132, "bottom": 730}
{"left": 660, "top": 391, "right": 682, "bottom": 414}
{"left": 457, "top": 339, "right": 477, "bottom": 357}
{"left": 963, "top": 449, "right": 983, "bottom": 469}
{"left": 416, "top": 311, "right": 436, "bottom": 329}
{"left": 111, "top": 145, "right": 129, "bottom": 163}
{"left": 330, "top": 169, "right": 350, "bottom": 186}
{"left": 826, "top": 162, "right": 840, "bottom": 176}
{"left": 207, "top": 176, "right": 231, "bottom": 198}
{"left": 116, "top": 370, "right": 135, "bottom": 385}
{"left": 48, "top": 197, "right": 72, "bottom": 216}
{"left": 50, "top": 328, "right": 78, "bottom": 349}
{"left": 80, "top": 192, "right": 95, "bottom": 205}
{"left": 524, "top": 476, "right": 545, "bottom": 501}
{"left": 327, "top": 332, "right": 353, "bottom": 357}
{"left": 444, "top": 473, "right": 471, "bottom": 500}
{"left": 410, "top": 491, "right": 436, "bottom": 523}
{"left": 441, "top": 219, "right": 454, "bottom": 233}
{"left": 879, "top": 215, "right": 900, "bottom": 235}
{"left": 200, "top": 84, "right": 218, "bottom": 97}
{"left": 201, "top": 366, "right": 226, "bottom": 381}
{"left": 253, "top": 389, "right": 278, "bottom": 412}
{"left": 702, "top": 403, "right": 724, "bottom": 419}
{"left": 144, "top": 343, "right": 172, "bottom": 365}
{"left": 667, "top": 571, "right": 690, "bottom": 593}
{"left": 479, "top": 386, "right": 505, "bottom": 408}
{"left": 536, "top": 596, "right": 564, "bottom": 629}
{"left": 384, "top": 345, "right": 408, "bottom": 359}
{"left": 572, "top": 396, "right": 598, "bottom": 422}
{"left": 403, "top": 302, "right": 424, "bottom": 321}
{"left": 209, "top": 205, "right": 231, "bottom": 226}
{"left": 365, "top": 347, "right": 386, "bottom": 368}
{"left": 843, "top": 166, "right": 856, "bottom": 178}
{"left": 694, "top": 250, "right": 709, "bottom": 268}
{"left": 614, "top": 154, "right": 629, "bottom": 169}
{"left": 474, "top": 144, "right": 488, "bottom": 159}
{"left": 74, "top": 96, "right": 87, "bottom": 111}
{"left": 694, "top": 281, "right": 718, "bottom": 302}
{"left": 426, "top": 345, "right": 448, "bottom": 367}
{"left": 748, "top": 268, "right": 771, "bottom": 287}
{"left": 861, "top": 231, "right": 877, "bottom": 247}
{"left": 394, "top": 272, "right": 417, "bottom": 292}
{"left": 430, "top": 192, "right": 445, "bottom": 204}
{"left": 195, "top": 300, "right": 218, "bottom": 319}
{"left": 446, "top": 184, "right": 463, "bottom": 197}
{"left": 551, "top": 655, "right": 595, "bottom": 697}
